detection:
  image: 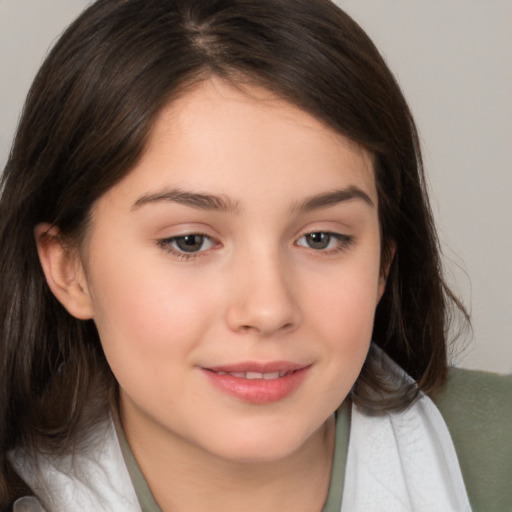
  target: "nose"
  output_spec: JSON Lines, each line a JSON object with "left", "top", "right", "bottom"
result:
{"left": 225, "top": 250, "right": 302, "bottom": 337}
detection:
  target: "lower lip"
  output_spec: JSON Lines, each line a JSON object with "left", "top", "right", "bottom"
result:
{"left": 201, "top": 367, "right": 310, "bottom": 404}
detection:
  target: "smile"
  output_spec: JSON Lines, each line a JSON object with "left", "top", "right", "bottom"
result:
{"left": 201, "top": 363, "right": 311, "bottom": 403}
{"left": 212, "top": 370, "right": 290, "bottom": 379}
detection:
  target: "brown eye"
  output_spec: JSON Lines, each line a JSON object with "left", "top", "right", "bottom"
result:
{"left": 304, "top": 232, "right": 331, "bottom": 250}
{"left": 296, "top": 232, "right": 353, "bottom": 253}
{"left": 158, "top": 233, "right": 215, "bottom": 256}
{"left": 174, "top": 234, "right": 207, "bottom": 252}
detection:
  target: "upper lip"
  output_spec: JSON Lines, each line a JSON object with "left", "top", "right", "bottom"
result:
{"left": 203, "top": 361, "right": 310, "bottom": 374}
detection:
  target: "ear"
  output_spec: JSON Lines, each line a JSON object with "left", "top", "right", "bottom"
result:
{"left": 378, "top": 242, "right": 396, "bottom": 301}
{"left": 35, "top": 223, "right": 93, "bottom": 320}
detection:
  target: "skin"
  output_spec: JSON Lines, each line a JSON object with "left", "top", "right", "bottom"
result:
{"left": 37, "top": 78, "right": 388, "bottom": 511}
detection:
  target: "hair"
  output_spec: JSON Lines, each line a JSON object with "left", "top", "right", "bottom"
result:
{"left": 0, "top": 0, "right": 468, "bottom": 505}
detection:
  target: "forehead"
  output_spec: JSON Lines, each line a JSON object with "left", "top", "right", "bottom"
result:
{"left": 104, "top": 77, "right": 377, "bottom": 210}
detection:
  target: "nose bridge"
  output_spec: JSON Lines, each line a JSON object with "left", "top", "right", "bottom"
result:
{"left": 226, "top": 242, "right": 300, "bottom": 336}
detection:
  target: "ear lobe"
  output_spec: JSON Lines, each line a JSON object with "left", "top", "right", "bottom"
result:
{"left": 35, "top": 223, "right": 93, "bottom": 320}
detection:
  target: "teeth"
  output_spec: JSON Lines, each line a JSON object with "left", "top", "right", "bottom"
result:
{"left": 215, "top": 370, "right": 288, "bottom": 380}
{"left": 246, "top": 372, "right": 263, "bottom": 380}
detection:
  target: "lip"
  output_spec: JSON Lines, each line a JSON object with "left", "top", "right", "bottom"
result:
{"left": 201, "top": 361, "right": 311, "bottom": 404}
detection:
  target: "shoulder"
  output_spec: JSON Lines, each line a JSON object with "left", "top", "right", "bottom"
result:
{"left": 433, "top": 367, "right": 512, "bottom": 512}
{"left": 7, "top": 414, "right": 139, "bottom": 511}
{"left": 435, "top": 367, "right": 512, "bottom": 423}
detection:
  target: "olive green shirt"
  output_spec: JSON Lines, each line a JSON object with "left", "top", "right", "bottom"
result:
{"left": 116, "top": 369, "right": 512, "bottom": 512}
{"left": 433, "top": 368, "right": 512, "bottom": 512}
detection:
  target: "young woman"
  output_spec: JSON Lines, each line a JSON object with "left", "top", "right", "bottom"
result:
{"left": 0, "top": 0, "right": 510, "bottom": 511}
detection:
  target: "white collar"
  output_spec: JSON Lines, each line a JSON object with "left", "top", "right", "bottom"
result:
{"left": 342, "top": 389, "right": 472, "bottom": 511}
{"left": 10, "top": 416, "right": 141, "bottom": 512}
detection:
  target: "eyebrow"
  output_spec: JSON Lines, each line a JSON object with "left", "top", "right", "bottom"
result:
{"left": 131, "top": 188, "right": 240, "bottom": 213}
{"left": 292, "top": 186, "right": 374, "bottom": 212}
{"left": 131, "top": 185, "right": 373, "bottom": 213}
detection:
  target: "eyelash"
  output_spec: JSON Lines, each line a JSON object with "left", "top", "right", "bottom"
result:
{"left": 156, "top": 231, "right": 354, "bottom": 261}
{"left": 295, "top": 232, "right": 354, "bottom": 255}
{"left": 156, "top": 233, "right": 215, "bottom": 261}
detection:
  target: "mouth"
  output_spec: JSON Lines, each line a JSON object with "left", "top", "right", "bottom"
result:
{"left": 207, "top": 369, "right": 295, "bottom": 380}
{"left": 201, "top": 362, "right": 311, "bottom": 403}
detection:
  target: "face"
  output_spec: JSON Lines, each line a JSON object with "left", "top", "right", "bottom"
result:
{"left": 74, "top": 78, "right": 385, "bottom": 462}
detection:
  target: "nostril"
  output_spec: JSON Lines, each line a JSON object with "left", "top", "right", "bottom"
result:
{"left": 236, "top": 321, "right": 295, "bottom": 336}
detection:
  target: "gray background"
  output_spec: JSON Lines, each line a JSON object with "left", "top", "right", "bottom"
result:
{"left": 1, "top": 0, "right": 510, "bottom": 372}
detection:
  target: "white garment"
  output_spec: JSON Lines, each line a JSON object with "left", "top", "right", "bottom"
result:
{"left": 342, "top": 395, "right": 472, "bottom": 512}
{"left": 10, "top": 418, "right": 141, "bottom": 512}
{"left": 10, "top": 395, "right": 471, "bottom": 511}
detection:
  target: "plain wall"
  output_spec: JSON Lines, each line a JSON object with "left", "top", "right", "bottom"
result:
{"left": 337, "top": 1, "right": 512, "bottom": 373}
{"left": 1, "top": 0, "right": 511, "bottom": 372}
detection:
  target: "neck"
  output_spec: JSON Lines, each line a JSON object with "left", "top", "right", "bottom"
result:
{"left": 120, "top": 405, "right": 335, "bottom": 512}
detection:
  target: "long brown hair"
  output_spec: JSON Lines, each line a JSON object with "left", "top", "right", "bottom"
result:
{"left": 0, "top": 0, "right": 467, "bottom": 504}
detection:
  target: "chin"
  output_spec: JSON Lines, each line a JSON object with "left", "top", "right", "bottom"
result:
{"left": 199, "top": 420, "right": 323, "bottom": 464}
{"left": 211, "top": 443, "right": 301, "bottom": 465}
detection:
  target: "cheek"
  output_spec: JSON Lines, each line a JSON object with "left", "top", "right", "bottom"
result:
{"left": 318, "top": 283, "right": 376, "bottom": 370}
{"left": 88, "top": 272, "right": 213, "bottom": 411}
{"left": 85, "top": 248, "right": 217, "bottom": 380}
{"left": 310, "top": 262, "right": 381, "bottom": 337}
{"left": 303, "top": 256, "right": 381, "bottom": 387}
